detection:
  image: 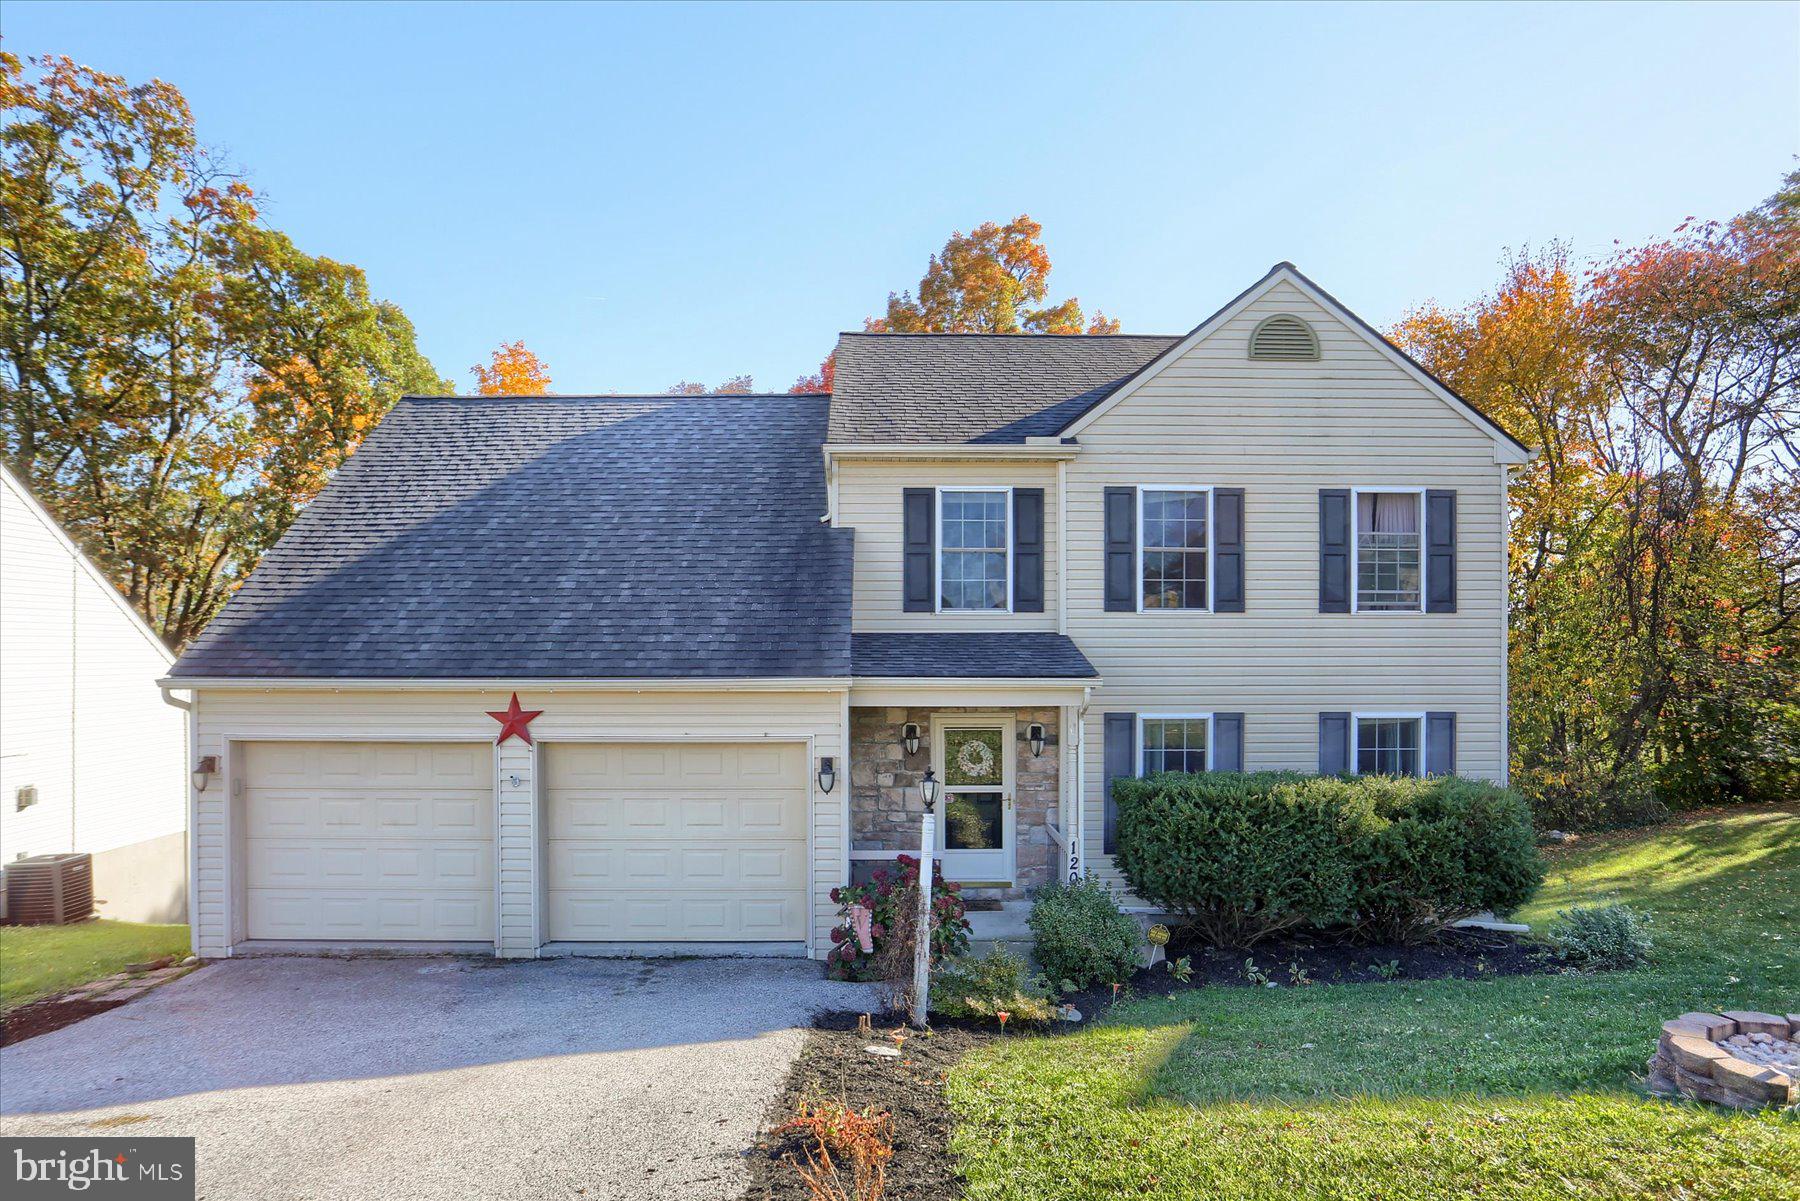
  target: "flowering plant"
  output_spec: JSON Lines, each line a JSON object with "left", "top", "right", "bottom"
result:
{"left": 826, "top": 854, "right": 971, "bottom": 981}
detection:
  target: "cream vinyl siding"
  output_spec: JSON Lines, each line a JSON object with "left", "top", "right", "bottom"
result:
{"left": 187, "top": 687, "right": 846, "bottom": 958}
{"left": 543, "top": 742, "right": 808, "bottom": 942}
{"left": 1, "top": 470, "right": 187, "bottom": 923}
{"left": 836, "top": 459, "right": 1060, "bottom": 631}
{"left": 1069, "top": 279, "right": 1510, "bottom": 890}
{"left": 241, "top": 741, "right": 494, "bottom": 941}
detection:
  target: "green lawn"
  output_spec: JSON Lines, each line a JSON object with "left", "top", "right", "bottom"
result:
{"left": 0, "top": 920, "right": 191, "bottom": 1012}
{"left": 946, "top": 805, "right": 1800, "bottom": 1200}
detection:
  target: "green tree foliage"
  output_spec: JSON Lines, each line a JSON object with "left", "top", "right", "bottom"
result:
{"left": 0, "top": 53, "right": 448, "bottom": 646}
{"left": 1395, "top": 171, "right": 1799, "bottom": 822}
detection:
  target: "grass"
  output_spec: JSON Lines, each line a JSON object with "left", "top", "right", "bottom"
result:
{"left": 945, "top": 805, "right": 1800, "bottom": 1200}
{"left": 0, "top": 919, "right": 191, "bottom": 1012}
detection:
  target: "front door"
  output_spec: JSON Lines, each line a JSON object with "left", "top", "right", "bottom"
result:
{"left": 933, "top": 719, "right": 1014, "bottom": 884}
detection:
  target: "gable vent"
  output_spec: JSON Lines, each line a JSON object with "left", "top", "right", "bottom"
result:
{"left": 1248, "top": 314, "right": 1320, "bottom": 361}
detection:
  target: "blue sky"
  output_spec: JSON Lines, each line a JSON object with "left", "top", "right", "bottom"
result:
{"left": 9, "top": 1, "right": 1797, "bottom": 394}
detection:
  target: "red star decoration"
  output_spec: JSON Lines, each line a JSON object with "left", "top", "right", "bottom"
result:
{"left": 485, "top": 693, "right": 543, "bottom": 744}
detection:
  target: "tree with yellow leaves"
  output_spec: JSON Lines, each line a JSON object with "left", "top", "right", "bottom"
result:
{"left": 472, "top": 341, "right": 552, "bottom": 395}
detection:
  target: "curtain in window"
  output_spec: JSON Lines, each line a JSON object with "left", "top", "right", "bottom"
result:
{"left": 1358, "top": 492, "right": 1419, "bottom": 534}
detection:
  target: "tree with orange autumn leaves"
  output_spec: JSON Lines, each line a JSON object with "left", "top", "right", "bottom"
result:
{"left": 1393, "top": 174, "right": 1798, "bottom": 822}
{"left": 790, "top": 214, "right": 1115, "bottom": 392}
{"left": 0, "top": 53, "right": 448, "bottom": 645}
{"left": 472, "top": 341, "right": 551, "bottom": 395}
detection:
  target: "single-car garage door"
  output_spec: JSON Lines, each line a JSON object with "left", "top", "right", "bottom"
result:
{"left": 242, "top": 741, "right": 495, "bottom": 942}
{"left": 544, "top": 742, "right": 808, "bottom": 942}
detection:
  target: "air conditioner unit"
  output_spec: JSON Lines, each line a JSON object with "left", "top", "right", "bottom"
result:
{"left": 4, "top": 853, "right": 94, "bottom": 925}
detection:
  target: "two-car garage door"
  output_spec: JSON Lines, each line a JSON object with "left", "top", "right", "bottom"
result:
{"left": 240, "top": 739, "right": 808, "bottom": 947}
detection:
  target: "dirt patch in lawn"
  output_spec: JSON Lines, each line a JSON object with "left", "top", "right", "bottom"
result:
{"left": 1, "top": 995, "right": 132, "bottom": 1046}
{"left": 1059, "top": 927, "right": 1553, "bottom": 1015}
{"left": 747, "top": 1012, "right": 1000, "bottom": 1201}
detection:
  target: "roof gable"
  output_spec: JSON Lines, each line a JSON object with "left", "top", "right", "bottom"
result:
{"left": 1058, "top": 263, "right": 1531, "bottom": 461}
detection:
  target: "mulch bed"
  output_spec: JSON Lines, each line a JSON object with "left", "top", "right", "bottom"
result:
{"left": 1059, "top": 926, "right": 1551, "bottom": 1017}
{"left": 746, "top": 1011, "right": 998, "bottom": 1201}
{"left": 1, "top": 995, "right": 132, "bottom": 1046}
{"left": 746, "top": 929, "right": 1551, "bottom": 1198}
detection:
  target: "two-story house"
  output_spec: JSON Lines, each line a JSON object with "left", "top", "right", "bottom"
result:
{"left": 163, "top": 263, "right": 1529, "bottom": 960}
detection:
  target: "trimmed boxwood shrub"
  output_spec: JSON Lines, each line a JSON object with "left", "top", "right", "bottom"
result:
{"left": 1112, "top": 771, "right": 1542, "bottom": 946}
{"left": 1027, "top": 874, "right": 1141, "bottom": 990}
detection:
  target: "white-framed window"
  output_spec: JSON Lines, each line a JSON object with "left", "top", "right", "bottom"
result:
{"left": 1138, "top": 485, "right": 1212, "bottom": 611}
{"left": 936, "top": 486, "right": 1011, "bottom": 612}
{"left": 1353, "top": 712, "right": 1425, "bottom": 776}
{"left": 1351, "top": 487, "right": 1424, "bottom": 613}
{"left": 1138, "top": 713, "right": 1212, "bottom": 774}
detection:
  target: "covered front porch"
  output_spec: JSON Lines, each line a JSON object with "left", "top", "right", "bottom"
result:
{"left": 845, "top": 632, "right": 1098, "bottom": 904}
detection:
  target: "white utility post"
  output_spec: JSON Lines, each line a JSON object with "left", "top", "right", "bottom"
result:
{"left": 911, "top": 769, "right": 940, "bottom": 1028}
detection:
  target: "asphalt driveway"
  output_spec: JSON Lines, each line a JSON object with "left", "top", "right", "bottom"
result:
{"left": 0, "top": 955, "right": 877, "bottom": 1200}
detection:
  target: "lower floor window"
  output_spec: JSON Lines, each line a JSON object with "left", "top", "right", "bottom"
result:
{"left": 1141, "top": 716, "right": 1209, "bottom": 774}
{"left": 1356, "top": 716, "right": 1421, "bottom": 776}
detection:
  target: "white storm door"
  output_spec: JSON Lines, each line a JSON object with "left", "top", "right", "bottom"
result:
{"left": 933, "top": 720, "right": 1014, "bottom": 883}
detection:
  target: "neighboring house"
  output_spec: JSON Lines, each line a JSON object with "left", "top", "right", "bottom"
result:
{"left": 163, "top": 263, "right": 1529, "bottom": 960}
{"left": 1, "top": 466, "right": 189, "bottom": 924}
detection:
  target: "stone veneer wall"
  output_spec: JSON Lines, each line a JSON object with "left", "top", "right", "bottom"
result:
{"left": 850, "top": 706, "right": 1060, "bottom": 897}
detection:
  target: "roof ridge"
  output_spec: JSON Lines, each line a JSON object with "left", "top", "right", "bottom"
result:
{"left": 400, "top": 392, "right": 827, "bottom": 402}
{"left": 835, "top": 331, "right": 1180, "bottom": 339}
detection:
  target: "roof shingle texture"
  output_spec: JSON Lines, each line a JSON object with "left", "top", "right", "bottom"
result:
{"left": 827, "top": 334, "right": 1177, "bottom": 444}
{"left": 170, "top": 396, "right": 852, "bottom": 679}
{"left": 850, "top": 632, "right": 1097, "bottom": 679}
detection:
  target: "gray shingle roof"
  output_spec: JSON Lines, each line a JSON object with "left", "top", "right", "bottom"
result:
{"left": 827, "top": 334, "right": 1178, "bottom": 444}
{"left": 170, "top": 395, "right": 852, "bottom": 679}
{"left": 851, "top": 633, "right": 1097, "bottom": 679}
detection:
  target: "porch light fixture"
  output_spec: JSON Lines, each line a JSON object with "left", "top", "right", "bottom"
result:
{"left": 919, "top": 768, "right": 940, "bottom": 812}
{"left": 192, "top": 755, "right": 219, "bottom": 793}
{"left": 816, "top": 756, "right": 837, "bottom": 794}
{"left": 901, "top": 723, "right": 921, "bottom": 756}
{"left": 1027, "top": 723, "right": 1047, "bottom": 758}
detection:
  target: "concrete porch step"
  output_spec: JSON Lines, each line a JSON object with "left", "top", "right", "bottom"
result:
{"left": 965, "top": 900, "right": 1033, "bottom": 944}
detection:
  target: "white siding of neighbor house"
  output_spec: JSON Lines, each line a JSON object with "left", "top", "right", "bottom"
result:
{"left": 836, "top": 459, "right": 1061, "bottom": 631}
{"left": 0, "top": 469, "right": 187, "bottom": 922}
{"left": 185, "top": 686, "right": 847, "bottom": 959}
{"left": 1067, "top": 278, "right": 1511, "bottom": 891}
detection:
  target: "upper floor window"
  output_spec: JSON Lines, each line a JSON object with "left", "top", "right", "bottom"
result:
{"left": 1140, "top": 715, "right": 1210, "bottom": 774}
{"left": 1355, "top": 714, "right": 1422, "bottom": 776}
{"left": 938, "top": 488, "right": 1010, "bottom": 611}
{"left": 1140, "top": 487, "right": 1209, "bottom": 610}
{"left": 1354, "top": 490, "right": 1423, "bottom": 612}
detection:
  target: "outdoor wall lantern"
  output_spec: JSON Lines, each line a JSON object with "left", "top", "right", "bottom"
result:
{"left": 192, "top": 755, "right": 219, "bottom": 793}
{"left": 919, "top": 767, "right": 940, "bottom": 813}
{"left": 901, "top": 723, "right": 921, "bottom": 756}
{"left": 816, "top": 756, "right": 837, "bottom": 794}
{"left": 1027, "top": 723, "right": 1047, "bottom": 758}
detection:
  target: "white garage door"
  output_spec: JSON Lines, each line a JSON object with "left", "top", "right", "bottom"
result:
{"left": 242, "top": 741, "right": 494, "bottom": 942}
{"left": 544, "top": 742, "right": 808, "bottom": 942}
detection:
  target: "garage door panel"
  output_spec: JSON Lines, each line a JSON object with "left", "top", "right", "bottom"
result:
{"left": 243, "top": 741, "right": 494, "bottom": 942}
{"left": 248, "top": 889, "right": 492, "bottom": 941}
{"left": 544, "top": 741, "right": 807, "bottom": 942}
{"left": 545, "top": 890, "right": 805, "bottom": 941}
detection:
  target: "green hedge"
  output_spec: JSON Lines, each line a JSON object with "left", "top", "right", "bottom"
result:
{"left": 1112, "top": 771, "right": 1543, "bottom": 946}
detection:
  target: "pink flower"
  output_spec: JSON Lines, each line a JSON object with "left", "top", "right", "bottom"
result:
{"left": 829, "top": 887, "right": 842, "bottom": 903}
{"left": 830, "top": 926, "right": 846, "bottom": 944}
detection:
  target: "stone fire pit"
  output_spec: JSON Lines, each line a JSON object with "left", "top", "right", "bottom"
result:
{"left": 1647, "top": 1010, "right": 1799, "bottom": 1110}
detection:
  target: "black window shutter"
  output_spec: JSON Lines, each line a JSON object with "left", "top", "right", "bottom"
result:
{"left": 1426, "top": 489, "right": 1457, "bottom": 613}
{"left": 1013, "top": 488, "right": 1045, "bottom": 613}
{"left": 1102, "top": 712, "right": 1136, "bottom": 853}
{"left": 902, "top": 488, "right": 934, "bottom": 612}
{"left": 1319, "top": 489, "right": 1351, "bottom": 612}
{"left": 1426, "top": 712, "right": 1457, "bottom": 776}
{"left": 1213, "top": 488, "right": 1245, "bottom": 612}
{"left": 1213, "top": 713, "right": 1245, "bottom": 772}
{"left": 1104, "top": 487, "right": 1136, "bottom": 612}
{"left": 1318, "top": 711, "right": 1351, "bottom": 774}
